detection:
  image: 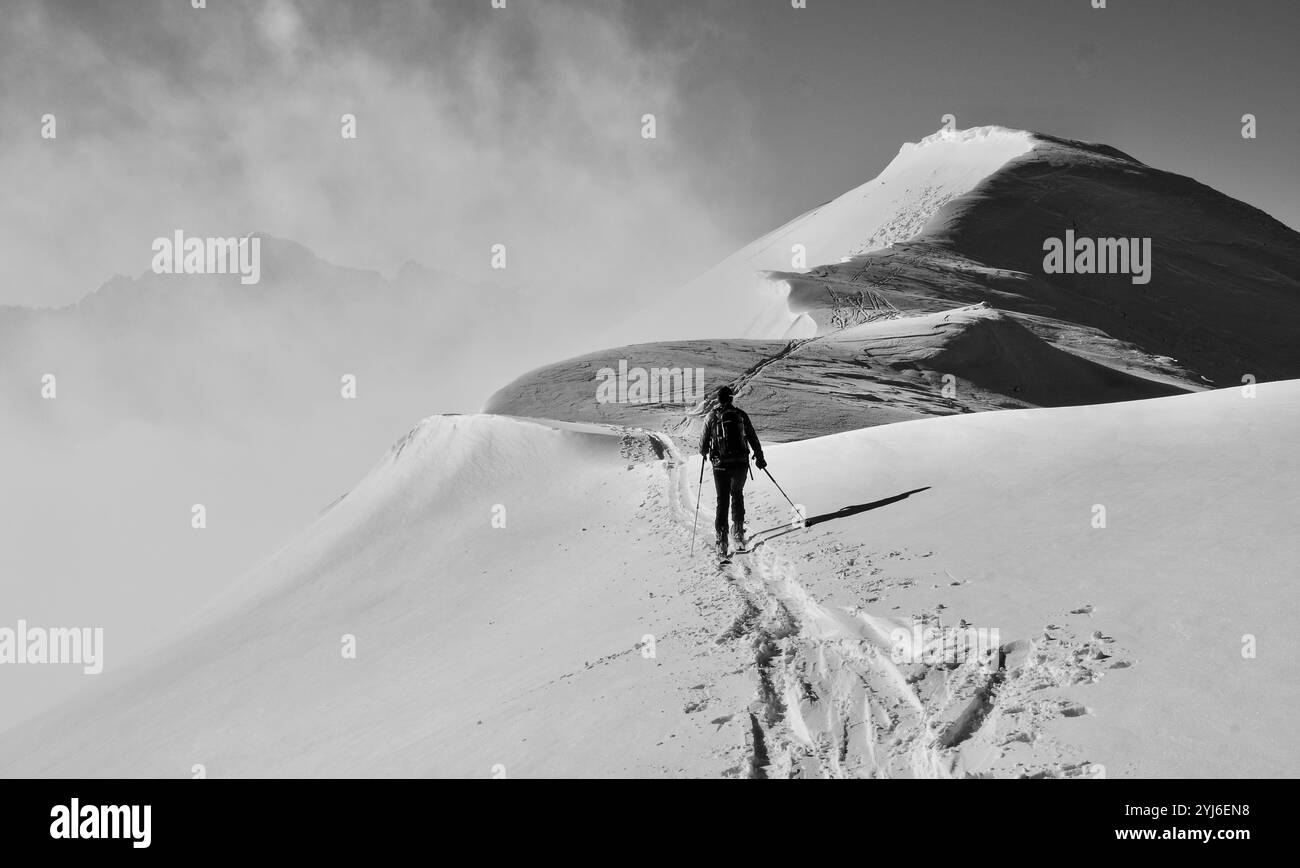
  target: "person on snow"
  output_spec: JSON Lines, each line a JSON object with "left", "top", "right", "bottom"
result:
{"left": 700, "top": 385, "right": 766, "bottom": 557}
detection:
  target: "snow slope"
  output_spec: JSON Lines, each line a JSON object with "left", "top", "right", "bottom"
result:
{"left": 0, "top": 235, "right": 575, "bottom": 731}
{"left": 677, "top": 127, "right": 1036, "bottom": 339}
{"left": 739, "top": 127, "right": 1036, "bottom": 266}
{"left": 486, "top": 303, "right": 1189, "bottom": 447}
{"left": 4, "top": 381, "right": 1296, "bottom": 778}
{"left": 0, "top": 416, "right": 761, "bottom": 777}
{"left": 773, "top": 133, "right": 1300, "bottom": 386}
{"left": 738, "top": 380, "right": 1300, "bottom": 778}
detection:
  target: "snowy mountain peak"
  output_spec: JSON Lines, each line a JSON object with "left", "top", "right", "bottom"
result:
{"left": 676, "top": 126, "right": 1038, "bottom": 340}
{"left": 760, "top": 126, "right": 1037, "bottom": 267}
{"left": 897, "top": 124, "right": 1035, "bottom": 156}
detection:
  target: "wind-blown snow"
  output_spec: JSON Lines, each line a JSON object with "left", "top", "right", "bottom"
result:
{"left": 760, "top": 127, "right": 1036, "bottom": 263}
{"left": 678, "top": 126, "right": 1036, "bottom": 340}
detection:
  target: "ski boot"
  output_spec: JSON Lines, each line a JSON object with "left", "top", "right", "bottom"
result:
{"left": 731, "top": 528, "right": 747, "bottom": 553}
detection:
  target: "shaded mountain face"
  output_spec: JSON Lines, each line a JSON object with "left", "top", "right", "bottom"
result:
{"left": 491, "top": 127, "right": 1298, "bottom": 442}
{"left": 774, "top": 133, "right": 1300, "bottom": 387}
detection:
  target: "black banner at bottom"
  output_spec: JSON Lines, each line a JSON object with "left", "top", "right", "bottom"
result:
{"left": 0, "top": 778, "right": 1284, "bottom": 855}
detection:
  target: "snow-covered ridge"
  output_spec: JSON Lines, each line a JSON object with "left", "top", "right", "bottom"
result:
{"left": 196, "top": 413, "right": 627, "bottom": 623}
{"left": 896, "top": 124, "right": 1036, "bottom": 156}
{"left": 673, "top": 126, "right": 1038, "bottom": 340}
{"left": 745, "top": 126, "right": 1036, "bottom": 266}
{"left": 7, "top": 382, "right": 1299, "bottom": 777}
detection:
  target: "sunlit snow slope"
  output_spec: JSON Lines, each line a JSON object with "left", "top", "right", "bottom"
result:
{"left": 3, "top": 382, "right": 1295, "bottom": 778}
{"left": 682, "top": 126, "right": 1036, "bottom": 339}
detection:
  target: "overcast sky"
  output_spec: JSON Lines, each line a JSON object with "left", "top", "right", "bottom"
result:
{"left": 2, "top": 0, "right": 1296, "bottom": 307}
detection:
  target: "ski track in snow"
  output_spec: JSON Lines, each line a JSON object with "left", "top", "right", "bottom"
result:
{"left": 641, "top": 428, "right": 1129, "bottom": 779}
{"left": 661, "top": 335, "right": 824, "bottom": 444}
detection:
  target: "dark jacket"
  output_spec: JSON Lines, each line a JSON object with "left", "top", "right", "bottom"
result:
{"left": 701, "top": 405, "right": 764, "bottom": 468}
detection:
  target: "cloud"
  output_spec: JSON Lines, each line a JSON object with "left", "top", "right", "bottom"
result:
{"left": 257, "top": 0, "right": 303, "bottom": 54}
{"left": 0, "top": 0, "right": 746, "bottom": 325}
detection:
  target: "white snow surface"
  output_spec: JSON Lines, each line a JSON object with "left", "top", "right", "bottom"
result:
{"left": 679, "top": 126, "right": 1036, "bottom": 339}
{"left": 3, "top": 382, "right": 1295, "bottom": 778}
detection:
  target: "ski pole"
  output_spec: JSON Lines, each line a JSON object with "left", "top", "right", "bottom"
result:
{"left": 689, "top": 456, "right": 705, "bottom": 556}
{"left": 763, "top": 467, "right": 798, "bottom": 512}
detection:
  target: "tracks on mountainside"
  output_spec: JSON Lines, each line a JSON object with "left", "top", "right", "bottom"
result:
{"left": 715, "top": 543, "right": 948, "bottom": 779}
{"left": 663, "top": 337, "right": 822, "bottom": 444}
{"left": 727, "top": 337, "right": 819, "bottom": 401}
{"left": 646, "top": 429, "right": 953, "bottom": 777}
{"left": 661, "top": 307, "right": 910, "bottom": 446}
{"left": 639, "top": 428, "right": 1129, "bottom": 779}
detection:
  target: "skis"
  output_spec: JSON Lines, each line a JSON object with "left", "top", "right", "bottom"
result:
{"left": 717, "top": 540, "right": 749, "bottom": 567}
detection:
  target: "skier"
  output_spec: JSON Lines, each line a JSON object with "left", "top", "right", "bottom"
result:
{"left": 700, "top": 385, "right": 766, "bottom": 558}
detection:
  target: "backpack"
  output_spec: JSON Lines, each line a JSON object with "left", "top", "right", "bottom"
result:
{"left": 711, "top": 407, "right": 749, "bottom": 464}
